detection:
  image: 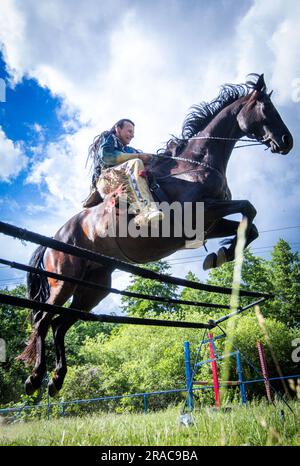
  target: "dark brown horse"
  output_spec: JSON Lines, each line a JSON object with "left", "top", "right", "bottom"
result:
{"left": 18, "top": 74, "right": 293, "bottom": 396}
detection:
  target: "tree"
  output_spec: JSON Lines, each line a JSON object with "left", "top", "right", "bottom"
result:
{"left": 267, "top": 239, "right": 300, "bottom": 327}
{"left": 179, "top": 249, "right": 271, "bottom": 319}
{"left": 179, "top": 243, "right": 300, "bottom": 328}
{"left": 121, "top": 261, "right": 181, "bottom": 318}
{"left": 65, "top": 321, "right": 114, "bottom": 366}
{"left": 0, "top": 285, "right": 31, "bottom": 404}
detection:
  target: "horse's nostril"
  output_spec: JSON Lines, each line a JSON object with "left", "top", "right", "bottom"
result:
{"left": 282, "top": 134, "right": 291, "bottom": 147}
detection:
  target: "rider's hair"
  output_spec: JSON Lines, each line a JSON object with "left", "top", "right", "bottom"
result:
{"left": 87, "top": 119, "right": 135, "bottom": 187}
{"left": 111, "top": 118, "right": 135, "bottom": 133}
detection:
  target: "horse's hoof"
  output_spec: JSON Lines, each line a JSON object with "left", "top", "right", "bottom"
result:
{"left": 203, "top": 253, "right": 217, "bottom": 271}
{"left": 216, "top": 247, "right": 229, "bottom": 268}
{"left": 25, "top": 376, "right": 38, "bottom": 396}
{"left": 48, "top": 379, "right": 59, "bottom": 397}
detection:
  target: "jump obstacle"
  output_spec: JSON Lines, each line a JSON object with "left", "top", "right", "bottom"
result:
{"left": 183, "top": 334, "right": 300, "bottom": 412}
{"left": 0, "top": 220, "right": 271, "bottom": 332}
{"left": 184, "top": 333, "right": 248, "bottom": 410}
{"left": 0, "top": 220, "right": 281, "bottom": 415}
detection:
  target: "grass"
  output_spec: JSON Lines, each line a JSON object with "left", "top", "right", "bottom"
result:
{"left": 0, "top": 401, "right": 299, "bottom": 446}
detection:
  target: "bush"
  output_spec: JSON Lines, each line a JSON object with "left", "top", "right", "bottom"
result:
{"left": 60, "top": 311, "right": 299, "bottom": 412}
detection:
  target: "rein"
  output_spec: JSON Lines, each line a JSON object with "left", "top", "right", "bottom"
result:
{"left": 153, "top": 135, "right": 268, "bottom": 181}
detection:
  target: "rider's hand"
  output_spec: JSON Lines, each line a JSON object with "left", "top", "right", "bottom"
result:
{"left": 138, "top": 153, "right": 154, "bottom": 163}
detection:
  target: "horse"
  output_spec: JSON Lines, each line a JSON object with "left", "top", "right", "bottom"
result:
{"left": 17, "top": 73, "right": 293, "bottom": 396}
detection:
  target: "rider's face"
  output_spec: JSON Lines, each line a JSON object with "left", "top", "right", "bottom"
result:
{"left": 116, "top": 122, "right": 135, "bottom": 146}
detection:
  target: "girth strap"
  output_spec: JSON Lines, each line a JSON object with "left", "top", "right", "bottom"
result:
{"left": 148, "top": 172, "right": 169, "bottom": 204}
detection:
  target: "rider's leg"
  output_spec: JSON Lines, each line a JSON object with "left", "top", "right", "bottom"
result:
{"left": 124, "top": 159, "right": 164, "bottom": 224}
{"left": 97, "top": 159, "right": 164, "bottom": 225}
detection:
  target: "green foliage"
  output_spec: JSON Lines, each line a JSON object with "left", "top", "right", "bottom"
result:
{"left": 179, "top": 245, "right": 300, "bottom": 328}
{"left": 267, "top": 240, "right": 300, "bottom": 327}
{"left": 65, "top": 321, "right": 114, "bottom": 366}
{"left": 121, "top": 261, "right": 181, "bottom": 318}
{"left": 0, "top": 286, "right": 31, "bottom": 404}
{"left": 60, "top": 311, "right": 298, "bottom": 412}
{"left": 229, "top": 315, "right": 298, "bottom": 398}
{"left": 61, "top": 312, "right": 209, "bottom": 412}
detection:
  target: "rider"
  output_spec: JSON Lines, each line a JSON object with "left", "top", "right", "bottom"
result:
{"left": 83, "top": 119, "right": 164, "bottom": 225}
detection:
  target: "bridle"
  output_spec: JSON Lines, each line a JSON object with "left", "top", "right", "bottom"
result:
{"left": 153, "top": 134, "right": 269, "bottom": 180}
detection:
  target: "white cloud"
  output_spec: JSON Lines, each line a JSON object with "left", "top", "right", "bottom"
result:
{"left": 234, "top": 0, "right": 300, "bottom": 104}
{"left": 0, "top": 127, "right": 28, "bottom": 181}
{"left": 26, "top": 127, "right": 94, "bottom": 208}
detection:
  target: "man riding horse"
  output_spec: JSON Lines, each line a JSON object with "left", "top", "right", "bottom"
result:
{"left": 83, "top": 118, "right": 164, "bottom": 226}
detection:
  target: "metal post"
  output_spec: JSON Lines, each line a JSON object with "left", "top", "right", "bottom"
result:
{"left": 143, "top": 394, "right": 148, "bottom": 414}
{"left": 47, "top": 391, "right": 51, "bottom": 420}
{"left": 257, "top": 341, "right": 272, "bottom": 403}
{"left": 184, "top": 341, "right": 194, "bottom": 410}
{"left": 61, "top": 399, "right": 65, "bottom": 417}
{"left": 236, "top": 351, "right": 247, "bottom": 405}
{"left": 208, "top": 332, "right": 220, "bottom": 408}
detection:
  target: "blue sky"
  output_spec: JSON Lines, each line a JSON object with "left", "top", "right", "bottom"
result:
{"left": 0, "top": 53, "right": 69, "bottom": 212}
{"left": 0, "top": 0, "right": 300, "bottom": 312}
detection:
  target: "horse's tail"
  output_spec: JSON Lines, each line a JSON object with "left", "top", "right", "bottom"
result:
{"left": 27, "top": 245, "right": 50, "bottom": 318}
{"left": 16, "top": 245, "right": 50, "bottom": 365}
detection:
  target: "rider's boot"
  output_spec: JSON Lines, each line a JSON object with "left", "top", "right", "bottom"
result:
{"left": 124, "top": 159, "right": 164, "bottom": 226}
{"left": 133, "top": 201, "right": 164, "bottom": 226}
{"left": 82, "top": 188, "right": 103, "bottom": 208}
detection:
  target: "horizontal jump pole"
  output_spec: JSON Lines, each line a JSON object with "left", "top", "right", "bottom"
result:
{"left": 193, "top": 381, "right": 239, "bottom": 386}
{"left": 0, "top": 221, "right": 273, "bottom": 299}
{"left": 0, "top": 258, "right": 231, "bottom": 311}
{"left": 0, "top": 293, "right": 215, "bottom": 329}
{"left": 213, "top": 297, "right": 267, "bottom": 324}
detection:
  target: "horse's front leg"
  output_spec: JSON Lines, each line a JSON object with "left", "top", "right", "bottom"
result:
{"left": 203, "top": 199, "right": 258, "bottom": 270}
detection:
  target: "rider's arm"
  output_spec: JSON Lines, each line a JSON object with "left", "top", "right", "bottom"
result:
{"left": 99, "top": 134, "right": 153, "bottom": 166}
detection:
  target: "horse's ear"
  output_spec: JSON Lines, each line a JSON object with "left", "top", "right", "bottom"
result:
{"left": 255, "top": 73, "right": 266, "bottom": 93}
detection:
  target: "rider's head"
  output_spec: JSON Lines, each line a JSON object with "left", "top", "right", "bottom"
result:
{"left": 112, "top": 119, "right": 135, "bottom": 146}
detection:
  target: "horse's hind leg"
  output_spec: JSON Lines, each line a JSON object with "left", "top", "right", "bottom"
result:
{"left": 48, "top": 314, "right": 78, "bottom": 396}
{"left": 23, "top": 311, "right": 53, "bottom": 395}
{"left": 23, "top": 283, "right": 74, "bottom": 396}
{"left": 48, "top": 267, "right": 112, "bottom": 396}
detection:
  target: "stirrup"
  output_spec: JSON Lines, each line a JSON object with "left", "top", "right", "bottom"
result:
{"left": 134, "top": 209, "right": 164, "bottom": 227}
{"left": 183, "top": 239, "right": 206, "bottom": 249}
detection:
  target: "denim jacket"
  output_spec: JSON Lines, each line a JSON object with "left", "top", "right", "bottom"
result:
{"left": 98, "top": 133, "right": 139, "bottom": 168}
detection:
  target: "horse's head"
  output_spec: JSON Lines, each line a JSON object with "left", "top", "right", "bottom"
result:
{"left": 237, "top": 74, "right": 293, "bottom": 155}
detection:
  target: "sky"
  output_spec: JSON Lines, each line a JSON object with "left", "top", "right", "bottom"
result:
{"left": 0, "top": 0, "right": 300, "bottom": 314}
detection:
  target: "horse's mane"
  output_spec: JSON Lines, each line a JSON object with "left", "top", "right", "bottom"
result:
{"left": 182, "top": 84, "right": 248, "bottom": 139}
{"left": 158, "top": 73, "right": 267, "bottom": 157}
